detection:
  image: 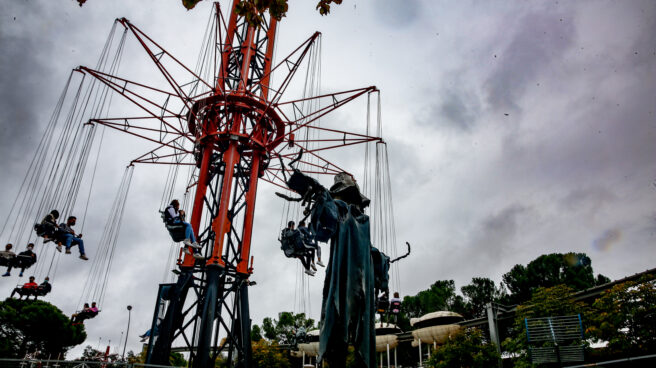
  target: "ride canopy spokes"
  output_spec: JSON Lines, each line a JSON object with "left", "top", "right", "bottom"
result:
{"left": 0, "top": 1, "right": 401, "bottom": 366}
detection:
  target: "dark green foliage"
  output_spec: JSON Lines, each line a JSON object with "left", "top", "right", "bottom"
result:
{"left": 79, "top": 345, "right": 102, "bottom": 360}
{"left": 261, "top": 311, "right": 315, "bottom": 344}
{"left": 502, "top": 253, "right": 606, "bottom": 304}
{"left": 181, "top": 0, "right": 203, "bottom": 10}
{"left": 79, "top": 345, "right": 121, "bottom": 361}
{"left": 251, "top": 340, "right": 290, "bottom": 368}
{"left": 586, "top": 273, "right": 656, "bottom": 355}
{"left": 316, "top": 0, "right": 343, "bottom": 16}
{"left": 515, "top": 284, "right": 587, "bottom": 321}
{"left": 461, "top": 277, "right": 506, "bottom": 318}
{"left": 0, "top": 298, "right": 86, "bottom": 358}
{"left": 426, "top": 328, "right": 500, "bottom": 368}
{"left": 169, "top": 351, "right": 187, "bottom": 367}
{"left": 595, "top": 274, "right": 611, "bottom": 285}
{"left": 251, "top": 324, "right": 264, "bottom": 342}
{"left": 402, "top": 280, "right": 467, "bottom": 319}
{"left": 234, "top": 0, "right": 289, "bottom": 27}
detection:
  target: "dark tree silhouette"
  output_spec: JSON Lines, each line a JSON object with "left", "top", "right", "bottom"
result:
{"left": 0, "top": 298, "right": 86, "bottom": 358}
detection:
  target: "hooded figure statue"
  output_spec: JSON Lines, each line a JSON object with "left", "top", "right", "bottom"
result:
{"left": 286, "top": 170, "right": 375, "bottom": 368}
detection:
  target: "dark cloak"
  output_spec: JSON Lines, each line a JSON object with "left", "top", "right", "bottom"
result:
{"left": 371, "top": 247, "right": 390, "bottom": 295}
{"left": 318, "top": 194, "right": 375, "bottom": 368}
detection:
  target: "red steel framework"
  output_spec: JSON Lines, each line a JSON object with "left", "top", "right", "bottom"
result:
{"left": 77, "top": 2, "right": 383, "bottom": 367}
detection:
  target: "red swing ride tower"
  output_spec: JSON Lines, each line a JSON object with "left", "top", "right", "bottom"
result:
{"left": 79, "top": 2, "right": 384, "bottom": 367}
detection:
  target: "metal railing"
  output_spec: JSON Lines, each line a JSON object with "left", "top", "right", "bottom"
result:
{"left": 524, "top": 314, "right": 585, "bottom": 365}
{"left": 0, "top": 359, "right": 180, "bottom": 368}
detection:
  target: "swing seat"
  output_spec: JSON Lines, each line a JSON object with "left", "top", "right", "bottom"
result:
{"left": 34, "top": 222, "right": 59, "bottom": 238}
{"left": 376, "top": 296, "right": 390, "bottom": 314}
{"left": 161, "top": 210, "right": 187, "bottom": 242}
{"left": 166, "top": 224, "right": 187, "bottom": 242}
{"left": 0, "top": 253, "right": 16, "bottom": 267}
{"left": 14, "top": 286, "right": 37, "bottom": 298}
{"left": 73, "top": 309, "right": 99, "bottom": 323}
{"left": 390, "top": 300, "right": 401, "bottom": 314}
{"left": 280, "top": 228, "right": 311, "bottom": 258}
{"left": 35, "top": 286, "right": 51, "bottom": 297}
{"left": 14, "top": 255, "right": 36, "bottom": 269}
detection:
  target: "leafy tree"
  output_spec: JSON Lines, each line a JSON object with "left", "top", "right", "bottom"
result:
{"left": 586, "top": 274, "right": 656, "bottom": 355}
{"left": 0, "top": 298, "right": 86, "bottom": 358}
{"left": 169, "top": 351, "right": 187, "bottom": 367}
{"left": 126, "top": 350, "right": 142, "bottom": 364}
{"left": 595, "top": 274, "right": 611, "bottom": 285}
{"left": 402, "top": 280, "right": 467, "bottom": 319}
{"left": 502, "top": 253, "right": 609, "bottom": 304}
{"left": 503, "top": 285, "right": 587, "bottom": 368}
{"left": 80, "top": 345, "right": 103, "bottom": 361}
{"left": 251, "top": 324, "right": 264, "bottom": 342}
{"left": 121, "top": 347, "right": 182, "bottom": 366}
{"left": 261, "top": 311, "right": 315, "bottom": 345}
{"left": 461, "top": 277, "right": 506, "bottom": 318}
{"left": 426, "top": 327, "right": 500, "bottom": 368}
{"left": 515, "top": 284, "right": 587, "bottom": 321}
{"left": 251, "top": 340, "right": 290, "bottom": 368}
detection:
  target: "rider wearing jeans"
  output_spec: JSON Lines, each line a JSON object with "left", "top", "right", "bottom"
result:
{"left": 59, "top": 216, "right": 88, "bottom": 260}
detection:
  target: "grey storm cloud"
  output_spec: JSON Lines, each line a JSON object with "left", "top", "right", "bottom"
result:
{"left": 0, "top": 26, "right": 52, "bottom": 164}
{"left": 484, "top": 11, "right": 575, "bottom": 113}
{"left": 480, "top": 204, "right": 530, "bottom": 243}
{"left": 438, "top": 82, "right": 482, "bottom": 132}
{"left": 468, "top": 204, "right": 534, "bottom": 268}
{"left": 414, "top": 76, "right": 482, "bottom": 132}
{"left": 372, "top": 0, "right": 422, "bottom": 28}
{"left": 560, "top": 186, "right": 617, "bottom": 214}
{"left": 1, "top": 0, "right": 656, "bottom": 358}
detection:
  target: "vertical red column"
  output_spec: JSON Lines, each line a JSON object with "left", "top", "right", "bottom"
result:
{"left": 181, "top": 2, "right": 240, "bottom": 267}
{"left": 183, "top": 6, "right": 278, "bottom": 271}
{"left": 237, "top": 19, "right": 278, "bottom": 274}
{"left": 206, "top": 15, "right": 257, "bottom": 267}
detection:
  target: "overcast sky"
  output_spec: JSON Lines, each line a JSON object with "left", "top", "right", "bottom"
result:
{"left": 1, "top": 0, "right": 655, "bottom": 359}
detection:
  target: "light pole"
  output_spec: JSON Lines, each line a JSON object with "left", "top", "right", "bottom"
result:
{"left": 122, "top": 305, "right": 132, "bottom": 361}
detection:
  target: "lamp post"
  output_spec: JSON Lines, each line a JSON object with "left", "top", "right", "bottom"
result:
{"left": 122, "top": 305, "right": 132, "bottom": 361}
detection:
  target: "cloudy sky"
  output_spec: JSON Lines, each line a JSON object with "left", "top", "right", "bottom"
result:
{"left": 1, "top": 0, "right": 655, "bottom": 359}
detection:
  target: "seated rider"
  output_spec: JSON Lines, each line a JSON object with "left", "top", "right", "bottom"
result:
{"left": 140, "top": 329, "right": 152, "bottom": 343}
{"left": 36, "top": 277, "right": 52, "bottom": 296}
{"left": 1, "top": 244, "right": 16, "bottom": 274}
{"left": 3, "top": 243, "right": 37, "bottom": 277}
{"left": 389, "top": 291, "right": 402, "bottom": 322}
{"left": 71, "top": 302, "right": 99, "bottom": 323}
{"left": 58, "top": 216, "right": 89, "bottom": 260}
{"left": 72, "top": 303, "right": 91, "bottom": 323}
{"left": 89, "top": 301, "right": 99, "bottom": 316}
{"left": 298, "top": 220, "right": 324, "bottom": 267}
{"left": 376, "top": 290, "right": 390, "bottom": 314}
{"left": 140, "top": 323, "right": 160, "bottom": 342}
{"left": 281, "top": 221, "right": 316, "bottom": 276}
{"left": 390, "top": 292, "right": 401, "bottom": 310}
{"left": 165, "top": 199, "right": 202, "bottom": 255}
{"left": 38, "top": 210, "right": 60, "bottom": 242}
{"left": 10, "top": 276, "right": 39, "bottom": 300}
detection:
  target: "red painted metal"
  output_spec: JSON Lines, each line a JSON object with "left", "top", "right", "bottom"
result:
{"left": 80, "top": 1, "right": 389, "bottom": 278}
{"left": 236, "top": 17, "right": 278, "bottom": 275}
{"left": 74, "top": 5, "right": 391, "bottom": 366}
